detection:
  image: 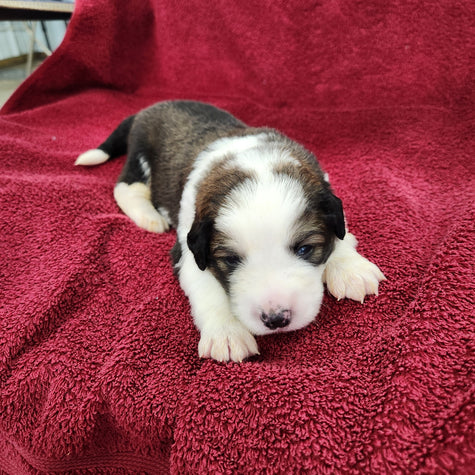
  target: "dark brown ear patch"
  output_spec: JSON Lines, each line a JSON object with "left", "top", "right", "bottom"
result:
{"left": 320, "top": 191, "right": 345, "bottom": 240}
{"left": 187, "top": 217, "right": 214, "bottom": 270}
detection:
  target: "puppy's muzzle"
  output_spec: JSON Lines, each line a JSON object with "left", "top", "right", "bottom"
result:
{"left": 260, "top": 309, "right": 291, "bottom": 330}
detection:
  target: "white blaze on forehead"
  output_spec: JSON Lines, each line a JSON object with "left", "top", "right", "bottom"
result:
{"left": 216, "top": 143, "right": 307, "bottom": 248}
{"left": 215, "top": 145, "right": 308, "bottom": 254}
{"left": 215, "top": 172, "right": 308, "bottom": 255}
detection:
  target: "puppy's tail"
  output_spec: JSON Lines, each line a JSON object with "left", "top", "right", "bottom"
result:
{"left": 75, "top": 115, "right": 135, "bottom": 166}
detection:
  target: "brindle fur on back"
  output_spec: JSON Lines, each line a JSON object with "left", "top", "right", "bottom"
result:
{"left": 126, "top": 101, "right": 255, "bottom": 226}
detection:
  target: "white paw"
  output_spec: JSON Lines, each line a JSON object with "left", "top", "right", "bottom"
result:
{"left": 113, "top": 182, "right": 169, "bottom": 233}
{"left": 134, "top": 211, "right": 169, "bottom": 233}
{"left": 198, "top": 321, "right": 259, "bottom": 362}
{"left": 324, "top": 253, "right": 386, "bottom": 303}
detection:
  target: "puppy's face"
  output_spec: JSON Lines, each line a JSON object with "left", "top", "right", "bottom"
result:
{"left": 187, "top": 147, "right": 345, "bottom": 335}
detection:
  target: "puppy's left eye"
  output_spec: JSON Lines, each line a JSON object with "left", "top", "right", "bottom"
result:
{"left": 294, "top": 244, "right": 314, "bottom": 260}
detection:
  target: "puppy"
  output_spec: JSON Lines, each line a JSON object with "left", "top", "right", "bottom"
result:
{"left": 76, "top": 100, "right": 385, "bottom": 362}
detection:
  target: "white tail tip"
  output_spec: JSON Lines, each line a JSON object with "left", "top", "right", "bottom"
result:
{"left": 75, "top": 149, "right": 110, "bottom": 166}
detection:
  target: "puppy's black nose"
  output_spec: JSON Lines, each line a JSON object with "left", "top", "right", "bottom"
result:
{"left": 260, "top": 309, "right": 291, "bottom": 330}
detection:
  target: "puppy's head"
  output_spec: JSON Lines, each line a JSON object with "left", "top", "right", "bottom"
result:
{"left": 187, "top": 141, "right": 345, "bottom": 335}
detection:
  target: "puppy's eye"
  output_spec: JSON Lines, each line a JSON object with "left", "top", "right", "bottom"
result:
{"left": 223, "top": 254, "right": 242, "bottom": 268}
{"left": 295, "top": 244, "right": 314, "bottom": 260}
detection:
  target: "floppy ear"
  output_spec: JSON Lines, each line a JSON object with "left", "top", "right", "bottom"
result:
{"left": 187, "top": 217, "right": 214, "bottom": 271}
{"left": 320, "top": 190, "right": 346, "bottom": 240}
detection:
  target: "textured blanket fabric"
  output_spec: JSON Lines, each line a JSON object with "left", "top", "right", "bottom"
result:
{"left": 1, "top": 0, "right": 474, "bottom": 473}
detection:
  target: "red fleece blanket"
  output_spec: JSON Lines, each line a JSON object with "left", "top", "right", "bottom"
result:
{"left": 1, "top": 1, "right": 473, "bottom": 473}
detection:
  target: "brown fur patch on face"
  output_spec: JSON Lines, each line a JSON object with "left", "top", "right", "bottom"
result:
{"left": 190, "top": 160, "right": 254, "bottom": 290}
{"left": 290, "top": 209, "right": 335, "bottom": 265}
{"left": 206, "top": 229, "right": 241, "bottom": 293}
{"left": 194, "top": 159, "right": 255, "bottom": 222}
{"left": 273, "top": 158, "right": 326, "bottom": 205}
{"left": 272, "top": 143, "right": 342, "bottom": 262}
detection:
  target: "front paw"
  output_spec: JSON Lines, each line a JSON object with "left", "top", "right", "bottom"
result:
{"left": 198, "top": 321, "right": 259, "bottom": 362}
{"left": 324, "top": 253, "right": 386, "bottom": 303}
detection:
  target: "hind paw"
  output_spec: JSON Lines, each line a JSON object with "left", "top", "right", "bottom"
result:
{"left": 113, "top": 182, "right": 170, "bottom": 233}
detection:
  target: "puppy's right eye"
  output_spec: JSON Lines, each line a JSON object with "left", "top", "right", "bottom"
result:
{"left": 223, "top": 254, "right": 242, "bottom": 269}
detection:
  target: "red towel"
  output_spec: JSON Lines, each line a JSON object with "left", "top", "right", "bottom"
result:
{"left": 1, "top": 0, "right": 473, "bottom": 473}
